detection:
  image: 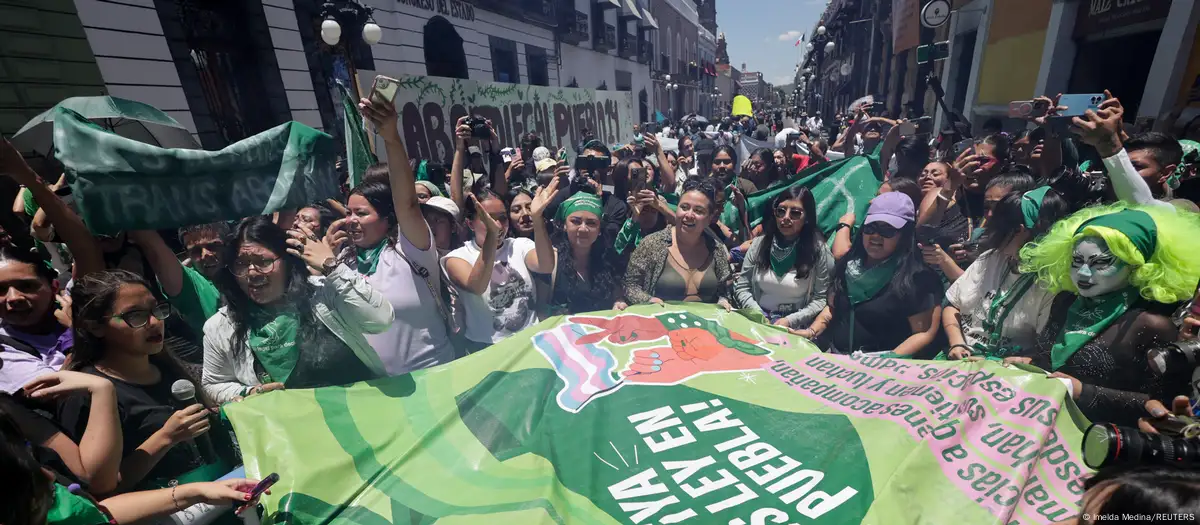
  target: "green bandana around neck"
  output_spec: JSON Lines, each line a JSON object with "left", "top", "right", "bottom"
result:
{"left": 845, "top": 256, "right": 900, "bottom": 305}
{"left": 558, "top": 192, "right": 603, "bottom": 222}
{"left": 1020, "top": 186, "right": 1051, "bottom": 229}
{"left": 246, "top": 306, "right": 301, "bottom": 385}
{"left": 356, "top": 241, "right": 388, "bottom": 276}
{"left": 769, "top": 237, "right": 800, "bottom": 278}
{"left": 1076, "top": 209, "right": 1158, "bottom": 260}
{"left": 46, "top": 483, "right": 108, "bottom": 525}
{"left": 1049, "top": 288, "right": 1138, "bottom": 370}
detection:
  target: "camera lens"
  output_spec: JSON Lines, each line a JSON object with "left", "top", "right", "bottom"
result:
{"left": 1082, "top": 422, "right": 1200, "bottom": 469}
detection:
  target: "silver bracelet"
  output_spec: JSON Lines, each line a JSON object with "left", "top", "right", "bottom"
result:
{"left": 170, "top": 481, "right": 183, "bottom": 512}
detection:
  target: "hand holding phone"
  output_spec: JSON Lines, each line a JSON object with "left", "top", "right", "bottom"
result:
{"left": 235, "top": 473, "right": 279, "bottom": 515}
{"left": 369, "top": 76, "right": 400, "bottom": 106}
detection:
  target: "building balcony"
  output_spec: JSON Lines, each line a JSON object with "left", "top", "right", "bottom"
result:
{"left": 638, "top": 41, "right": 654, "bottom": 65}
{"left": 594, "top": 23, "right": 616, "bottom": 53}
{"left": 619, "top": 33, "right": 637, "bottom": 59}
{"left": 557, "top": 9, "right": 588, "bottom": 45}
{"left": 521, "top": 0, "right": 557, "bottom": 27}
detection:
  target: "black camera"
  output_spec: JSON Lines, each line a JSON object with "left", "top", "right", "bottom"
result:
{"left": 1047, "top": 165, "right": 1108, "bottom": 208}
{"left": 465, "top": 115, "right": 491, "bottom": 139}
{"left": 1082, "top": 421, "right": 1200, "bottom": 469}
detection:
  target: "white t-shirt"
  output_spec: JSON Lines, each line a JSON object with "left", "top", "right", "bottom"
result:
{"left": 945, "top": 250, "right": 1056, "bottom": 353}
{"left": 441, "top": 237, "right": 538, "bottom": 344}
{"left": 363, "top": 228, "right": 455, "bottom": 375}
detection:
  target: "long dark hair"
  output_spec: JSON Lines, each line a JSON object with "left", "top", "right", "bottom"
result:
{"left": 551, "top": 223, "right": 622, "bottom": 309}
{"left": 348, "top": 179, "right": 399, "bottom": 246}
{"left": 754, "top": 186, "right": 821, "bottom": 278}
{"left": 883, "top": 177, "right": 923, "bottom": 213}
{"left": 980, "top": 188, "right": 1070, "bottom": 253}
{"left": 67, "top": 269, "right": 213, "bottom": 407}
{"left": 1082, "top": 464, "right": 1200, "bottom": 518}
{"left": 0, "top": 408, "right": 53, "bottom": 525}
{"left": 828, "top": 222, "right": 923, "bottom": 312}
{"left": 749, "top": 147, "right": 779, "bottom": 185}
{"left": 215, "top": 217, "right": 322, "bottom": 364}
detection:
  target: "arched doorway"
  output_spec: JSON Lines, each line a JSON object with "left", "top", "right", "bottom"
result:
{"left": 638, "top": 89, "right": 648, "bottom": 123}
{"left": 424, "top": 17, "right": 467, "bottom": 79}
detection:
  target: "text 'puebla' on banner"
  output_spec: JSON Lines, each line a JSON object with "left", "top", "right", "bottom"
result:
{"left": 356, "top": 72, "right": 634, "bottom": 166}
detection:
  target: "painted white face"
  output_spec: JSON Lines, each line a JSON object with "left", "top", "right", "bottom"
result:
{"left": 1070, "top": 237, "right": 1133, "bottom": 298}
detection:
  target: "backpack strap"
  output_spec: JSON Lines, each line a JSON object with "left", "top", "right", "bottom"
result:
{"left": 0, "top": 334, "right": 41, "bottom": 358}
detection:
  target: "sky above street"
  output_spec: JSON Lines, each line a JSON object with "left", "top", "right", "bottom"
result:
{"left": 717, "top": 0, "right": 826, "bottom": 87}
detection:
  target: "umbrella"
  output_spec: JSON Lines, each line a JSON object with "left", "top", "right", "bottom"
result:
{"left": 688, "top": 116, "right": 710, "bottom": 125}
{"left": 12, "top": 96, "right": 198, "bottom": 155}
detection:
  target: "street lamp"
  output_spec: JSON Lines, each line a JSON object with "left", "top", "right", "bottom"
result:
{"left": 319, "top": 0, "right": 381, "bottom": 46}
{"left": 824, "top": 41, "right": 835, "bottom": 53}
{"left": 816, "top": 25, "right": 826, "bottom": 36}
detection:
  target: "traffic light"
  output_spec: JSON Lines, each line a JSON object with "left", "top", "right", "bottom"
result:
{"left": 917, "top": 41, "right": 950, "bottom": 64}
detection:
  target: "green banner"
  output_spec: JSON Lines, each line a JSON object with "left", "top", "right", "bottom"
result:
{"left": 53, "top": 107, "right": 340, "bottom": 234}
{"left": 339, "top": 82, "right": 377, "bottom": 189}
{"left": 226, "top": 304, "right": 1090, "bottom": 525}
{"left": 723, "top": 154, "right": 885, "bottom": 238}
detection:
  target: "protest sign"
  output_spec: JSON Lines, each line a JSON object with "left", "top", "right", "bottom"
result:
{"left": 361, "top": 73, "right": 634, "bottom": 166}
{"left": 53, "top": 108, "right": 340, "bottom": 235}
{"left": 225, "top": 303, "right": 1089, "bottom": 525}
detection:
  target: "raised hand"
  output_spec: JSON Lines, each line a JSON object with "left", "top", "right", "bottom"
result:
{"left": 454, "top": 116, "right": 472, "bottom": 151}
{"left": 358, "top": 98, "right": 400, "bottom": 143}
{"left": 323, "top": 218, "right": 351, "bottom": 254}
{"left": 1071, "top": 89, "right": 1123, "bottom": 157}
{"left": 285, "top": 223, "right": 336, "bottom": 275}
{"left": 530, "top": 173, "right": 560, "bottom": 220}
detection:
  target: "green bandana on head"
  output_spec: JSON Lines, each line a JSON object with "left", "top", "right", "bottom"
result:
{"left": 558, "top": 192, "right": 603, "bottom": 222}
{"left": 1020, "top": 186, "right": 1051, "bottom": 229}
{"left": 1076, "top": 209, "right": 1158, "bottom": 260}
{"left": 415, "top": 180, "right": 443, "bottom": 198}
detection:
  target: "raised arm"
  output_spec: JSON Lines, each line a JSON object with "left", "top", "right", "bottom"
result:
{"left": 1072, "top": 92, "right": 1173, "bottom": 210}
{"left": 359, "top": 98, "right": 432, "bottom": 250}
{"left": 526, "top": 176, "right": 560, "bottom": 274}
{"left": 449, "top": 117, "right": 470, "bottom": 212}
{"left": 878, "top": 119, "right": 903, "bottom": 171}
{"left": 0, "top": 140, "right": 104, "bottom": 276}
{"left": 444, "top": 195, "right": 500, "bottom": 296}
{"left": 645, "top": 134, "right": 676, "bottom": 193}
{"left": 19, "top": 371, "right": 123, "bottom": 495}
{"left": 129, "top": 230, "right": 185, "bottom": 297}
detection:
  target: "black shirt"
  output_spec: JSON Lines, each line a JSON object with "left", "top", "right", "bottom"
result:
{"left": 822, "top": 265, "right": 944, "bottom": 356}
{"left": 58, "top": 365, "right": 206, "bottom": 489}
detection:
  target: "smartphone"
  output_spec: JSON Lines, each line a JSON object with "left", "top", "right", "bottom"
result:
{"left": 1008, "top": 99, "right": 1050, "bottom": 119}
{"left": 369, "top": 76, "right": 400, "bottom": 105}
{"left": 500, "top": 147, "right": 516, "bottom": 163}
{"left": 898, "top": 121, "right": 918, "bottom": 137}
{"left": 236, "top": 473, "right": 280, "bottom": 515}
{"left": 1056, "top": 93, "right": 1107, "bottom": 117}
{"left": 629, "top": 167, "right": 647, "bottom": 193}
{"left": 952, "top": 139, "right": 976, "bottom": 157}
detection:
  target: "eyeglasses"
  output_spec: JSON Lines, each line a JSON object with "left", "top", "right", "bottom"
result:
{"left": 230, "top": 256, "right": 280, "bottom": 277}
{"left": 862, "top": 223, "right": 899, "bottom": 238}
{"left": 774, "top": 206, "right": 805, "bottom": 219}
{"left": 110, "top": 303, "right": 172, "bottom": 328}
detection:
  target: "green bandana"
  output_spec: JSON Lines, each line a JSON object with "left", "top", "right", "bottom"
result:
{"left": 1076, "top": 209, "right": 1158, "bottom": 260}
{"left": 769, "top": 237, "right": 800, "bottom": 278}
{"left": 415, "top": 160, "right": 429, "bottom": 181}
{"left": 558, "top": 192, "right": 603, "bottom": 222}
{"left": 247, "top": 307, "right": 301, "bottom": 385}
{"left": 356, "top": 241, "right": 387, "bottom": 276}
{"left": 1170, "top": 140, "right": 1198, "bottom": 189}
{"left": 1020, "top": 186, "right": 1051, "bottom": 229}
{"left": 978, "top": 272, "right": 1038, "bottom": 358}
{"left": 845, "top": 256, "right": 900, "bottom": 305}
{"left": 46, "top": 483, "right": 109, "bottom": 525}
{"left": 1050, "top": 288, "right": 1138, "bottom": 370}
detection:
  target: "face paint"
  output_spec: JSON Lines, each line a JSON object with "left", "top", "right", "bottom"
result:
{"left": 1069, "top": 237, "right": 1133, "bottom": 298}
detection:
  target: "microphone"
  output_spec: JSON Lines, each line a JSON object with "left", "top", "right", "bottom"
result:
{"left": 170, "top": 379, "right": 219, "bottom": 464}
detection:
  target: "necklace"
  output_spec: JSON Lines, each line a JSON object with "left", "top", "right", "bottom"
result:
{"left": 770, "top": 237, "right": 796, "bottom": 261}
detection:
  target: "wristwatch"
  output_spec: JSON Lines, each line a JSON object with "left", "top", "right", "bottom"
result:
{"left": 320, "top": 256, "right": 338, "bottom": 275}
{"left": 834, "top": 222, "right": 852, "bottom": 232}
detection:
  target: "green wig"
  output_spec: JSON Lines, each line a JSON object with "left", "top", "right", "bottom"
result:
{"left": 1019, "top": 203, "right": 1200, "bottom": 304}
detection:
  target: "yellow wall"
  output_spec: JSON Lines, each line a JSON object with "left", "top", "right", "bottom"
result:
{"left": 974, "top": 0, "right": 1052, "bottom": 105}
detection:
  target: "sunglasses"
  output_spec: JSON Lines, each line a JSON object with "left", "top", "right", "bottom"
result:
{"left": 109, "top": 303, "right": 172, "bottom": 328}
{"left": 774, "top": 206, "right": 805, "bottom": 219}
{"left": 862, "top": 223, "right": 899, "bottom": 238}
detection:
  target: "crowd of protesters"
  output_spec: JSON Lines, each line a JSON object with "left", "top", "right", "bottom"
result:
{"left": 2, "top": 86, "right": 1200, "bottom": 524}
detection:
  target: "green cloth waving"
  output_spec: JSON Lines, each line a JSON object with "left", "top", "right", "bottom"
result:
{"left": 1050, "top": 288, "right": 1138, "bottom": 370}
{"left": 247, "top": 308, "right": 302, "bottom": 384}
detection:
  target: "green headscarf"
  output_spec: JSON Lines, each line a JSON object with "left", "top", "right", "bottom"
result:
{"left": 558, "top": 192, "right": 603, "bottom": 222}
{"left": 1076, "top": 209, "right": 1158, "bottom": 260}
{"left": 1020, "top": 186, "right": 1051, "bottom": 229}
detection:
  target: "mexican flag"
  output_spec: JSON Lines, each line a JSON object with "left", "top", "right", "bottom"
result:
{"left": 225, "top": 304, "right": 1090, "bottom": 525}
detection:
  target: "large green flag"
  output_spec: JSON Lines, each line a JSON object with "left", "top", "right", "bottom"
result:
{"left": 722, "top": 153, "right": 885, "bottom": 238}
{"left": 53, "top": 107, "right": 340, "bottom": 234}
{"left": 225, "top": 303, "right": 1090, "bottom": 525}
{"left": 338, "top": 82, "right": 376, "bottom": 189}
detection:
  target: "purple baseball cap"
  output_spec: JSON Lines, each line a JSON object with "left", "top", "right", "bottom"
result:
{"left": 864, "top": 191, "right": 915, "bottom": 229}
